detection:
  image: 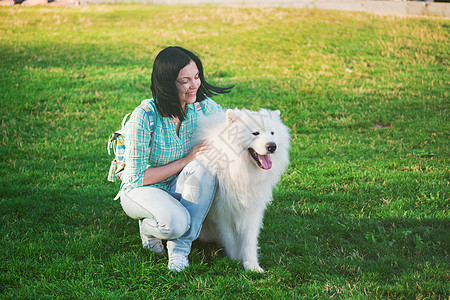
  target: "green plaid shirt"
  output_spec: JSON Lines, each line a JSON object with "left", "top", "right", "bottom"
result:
{"left": 122, "top": 97, "right": 221, "bottom": 191}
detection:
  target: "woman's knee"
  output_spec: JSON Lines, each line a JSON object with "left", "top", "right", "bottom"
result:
{"left": 120, "top": 186, "right": 191, "bottom": 239}
{"left": 177, "top": 161, "right": 217, "bottom": 196}
{"left": 182, "top": 160, "right": 215, "bottom": 180}
{"left": 121, "top": 187, "right": 191, "bottom": 239}
{"left": 140, "top": 209, "right": 190, "bottom": 240}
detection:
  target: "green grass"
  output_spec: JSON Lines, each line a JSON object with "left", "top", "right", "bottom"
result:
{"left": 0, "top": 4, "right": 449, "bottom": 299}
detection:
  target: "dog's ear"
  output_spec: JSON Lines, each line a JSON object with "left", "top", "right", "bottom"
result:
{"left": 226, "top": 109, "right": 240, "bottom": 123}
{"left": 272, "top": 110, "right": 281, "bottom": 117}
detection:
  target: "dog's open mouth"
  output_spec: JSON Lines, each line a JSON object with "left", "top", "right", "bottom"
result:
{"left": 248, "top": 148, "right": 272, "bottom": 170}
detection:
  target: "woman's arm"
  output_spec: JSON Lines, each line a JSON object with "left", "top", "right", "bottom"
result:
{"left": 142, "top": 143, "right": 207, "bottom": 186}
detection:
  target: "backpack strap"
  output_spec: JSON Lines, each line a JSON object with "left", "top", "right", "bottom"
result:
{"left": 141, "top": 105, "right": 155, "bottom": 133}
{"left": 121, "top": 113, "right": 131, "bottom": 128}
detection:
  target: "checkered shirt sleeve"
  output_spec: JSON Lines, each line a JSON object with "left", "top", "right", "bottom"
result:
{"left": 123, "top": 104, "right": 154, "bottom": 188}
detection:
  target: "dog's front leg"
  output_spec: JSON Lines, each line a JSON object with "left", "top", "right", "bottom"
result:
{"left": 216, "top": 221, "right": 239, "bottom": 261}
{"left": 238, "top": 208, "right": 265, "bottom": 272}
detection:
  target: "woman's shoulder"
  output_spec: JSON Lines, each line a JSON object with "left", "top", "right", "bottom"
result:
{"left": 198, "top": 97, "right": 222, "bottom": 115}
{"left": 132, "top": 99, "right": 157, "bottom": 117}
{"left": 137, "top": 99, "right": 157, "bottom": 113}
{"left": 128, "top": 98, "right": 158, "bottom": 126}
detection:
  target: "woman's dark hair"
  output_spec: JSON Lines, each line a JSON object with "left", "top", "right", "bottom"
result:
{"left": 150, "top": 46, "right": 233, "bottom": 121}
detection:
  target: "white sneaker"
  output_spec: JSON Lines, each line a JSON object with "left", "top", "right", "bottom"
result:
{"left": 168, "top": 253, "right": 189, "bottom": 272}
{"left": 142, "top": 237, "right": 166, "bottom": 255}
{"left": 139, "top": 219, "right": 166, "bottom": 255}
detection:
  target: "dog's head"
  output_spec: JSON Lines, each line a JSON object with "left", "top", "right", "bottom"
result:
{"left": 225, "top": 108, "right": 290, "bottom": 170}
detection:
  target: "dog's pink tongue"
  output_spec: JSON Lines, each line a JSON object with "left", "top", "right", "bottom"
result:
{"left": 258, "top": 154, "right": 272, "bottom": 170}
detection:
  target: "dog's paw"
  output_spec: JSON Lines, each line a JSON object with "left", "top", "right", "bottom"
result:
{"left": 244, "top": 262, "right": 264, "bottom": 273}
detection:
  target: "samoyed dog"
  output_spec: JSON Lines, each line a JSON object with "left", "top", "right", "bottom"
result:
{"left": 194, "top": 108, "right": 290, "bottom": 272}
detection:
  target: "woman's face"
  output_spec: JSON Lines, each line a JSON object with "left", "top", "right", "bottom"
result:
{"left": 176, "top": 60, "right": 201, "bottom": 108}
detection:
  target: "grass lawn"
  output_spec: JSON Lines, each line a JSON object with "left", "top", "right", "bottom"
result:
{"left": 0, "top": 4, "right": 449, "bottom": 299}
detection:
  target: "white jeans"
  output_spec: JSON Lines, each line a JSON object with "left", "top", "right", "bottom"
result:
{"left": 120, "top": 160, "right": 217, "bottom": 256}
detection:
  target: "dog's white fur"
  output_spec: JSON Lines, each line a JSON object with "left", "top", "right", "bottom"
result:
{"left": 194, "top": 108, "right": 290, "bottom": 272}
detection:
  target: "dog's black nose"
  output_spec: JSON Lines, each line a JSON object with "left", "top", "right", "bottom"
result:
{"left": 266, "top": 142, "right": 277, "bottom": 153}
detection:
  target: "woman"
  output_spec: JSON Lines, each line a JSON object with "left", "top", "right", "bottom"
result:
{"left": 119, "top": 46, "right": 232, "bottom": 272}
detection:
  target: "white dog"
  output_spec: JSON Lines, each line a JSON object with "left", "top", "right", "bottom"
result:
{"left": 194, "top": 108, "right": 290, "bottom": 272}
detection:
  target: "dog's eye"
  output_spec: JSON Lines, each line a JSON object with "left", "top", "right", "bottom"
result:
{"left": 271, "top": 131, "right": 274, "bottom": 135}
{"left": 252, "top": 132, "right": 260, "bottom": 136}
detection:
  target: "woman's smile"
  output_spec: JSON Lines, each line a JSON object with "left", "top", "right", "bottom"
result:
{"left": 176, "top": 60, "right": 201, "bottom": 108}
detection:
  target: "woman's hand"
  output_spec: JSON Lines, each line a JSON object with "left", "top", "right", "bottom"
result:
{"left": 182, "top": 143, "right": 209, "bottom": 166}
